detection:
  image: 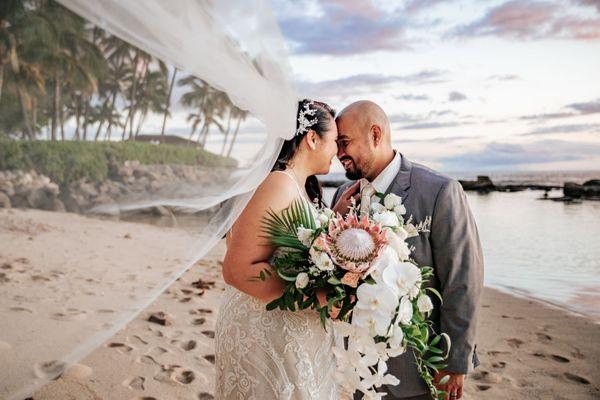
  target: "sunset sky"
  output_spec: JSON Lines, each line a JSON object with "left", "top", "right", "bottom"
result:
{"left": 270, "top": 0, "right": 600, "bottom": 172}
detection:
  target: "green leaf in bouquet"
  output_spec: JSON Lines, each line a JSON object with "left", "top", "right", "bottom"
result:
{"left": 438, "top": 375, "right": 450, "bottom": 385}
{"left": 266, "top": 298, "right": 280, "bottom": 311}
{"left": 277, "top": 269, "right": 299, "bottom": 282}
{"left": 327, "top": 276, "right": 342, "bottom": 285}
{"left": 426, "top": 287, "right": 443, "bottom": 303}
{"left": 261, "top": 200, "right": 317, "bottom": 251}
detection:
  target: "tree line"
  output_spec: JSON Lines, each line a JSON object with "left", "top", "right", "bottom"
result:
{"left": 0, "top": 0, "right": 248, "bottom": 157}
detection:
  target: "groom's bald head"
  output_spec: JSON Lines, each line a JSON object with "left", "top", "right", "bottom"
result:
{"left": 335, "top": 100, "right": 395, "bottom": 181}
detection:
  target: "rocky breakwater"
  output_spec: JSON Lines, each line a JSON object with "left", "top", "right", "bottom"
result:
{"left": 563, "top": 180, "right": 600, "bottom": 201}
{"left": 0, "top": 161, "right": 234, "bottom": 215}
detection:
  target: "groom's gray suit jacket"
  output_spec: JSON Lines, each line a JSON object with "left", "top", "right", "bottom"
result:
{"left": 332, "top": 153, "right": 484, "bottom": 399}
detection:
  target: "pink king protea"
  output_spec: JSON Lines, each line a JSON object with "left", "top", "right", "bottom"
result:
{"left": 325, "top": 211, "right": 388, "bottom": 273}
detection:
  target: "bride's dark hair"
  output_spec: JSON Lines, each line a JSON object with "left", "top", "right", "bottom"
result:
{"left": 272, "top": 99, "right": 336, "bottom": 206}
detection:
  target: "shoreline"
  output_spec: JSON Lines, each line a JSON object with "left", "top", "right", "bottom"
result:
{"left": 0, "top": 209, "right": 598, "bottom": 399}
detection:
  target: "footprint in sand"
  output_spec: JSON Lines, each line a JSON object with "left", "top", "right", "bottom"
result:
{"left": 9, "top": 306, "right": 34, "bottom": 313}
{"left": 564, "top": 372, "right": 590, "bottom": 385}
{"left": 50, "top": 308, "right": 87, "bottom": 321}
{"left": 477, "top": 385, "right": 492, "bottom": 391}
{"left": 204, "top": 355, "right": 215, "bottom": 364}
{"left": 96, "top": 309, "right": 115, "bottom": 314}
{"left": 174, "top": 340, "right": 197, "bottom": 351}
{"left": 506, "top": 338, "right": 524, "bottom": 349}
{"left": 123, "top": 376, "right": 145, "bottom": 390}
{"left": 201, "top": 330, "right": 215, "bottom": 339}
{"left": 536, "top": 332, "right": 552, "bottom": 342}
{"left": 137, "top": 355, "right": 159, "bottom": 366}
{"left": 192, "top": 317, "right": 206, "bottom": 326}
{"left": 0, "top": 272, "right": 10, "bottom": 283}
{"left": 131, "top": 397, "right": 157, "bottom": 400}
{"left": 154, "top": 365, "right": 196, "bottom": 385}
{"left": 175, "top": 370, "right": 196, "bottom": 384}
{"left": 550, "top": 354, "right": 570, "bottom": 363}
{"left": 147, "top": 346, "right": 169, "bottom": 357}
{"left": 198, "top": 394, "right": 214, "bottom": 400}
{"left": 491, "top": 361, "right": 506, "bottom": 369}
{"left": 190, "top": 308, "right": 213, "bottom": 316}
{"left": 31, "top": 274, "right": 51, "bottom": 282}
{"left": 129, "top": 335, "right": 149, "bottom": 345}
{"left": 34, "top": 360, "right": 66, "bottom": 379}
{"left": 107, "top": 342, "right": 134, "bottom": 354}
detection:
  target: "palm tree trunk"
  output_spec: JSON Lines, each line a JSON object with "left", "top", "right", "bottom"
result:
{"left": 94, "top": 106, "right": 106, "bottom": 141}
{"left": 31, "top": 97, "right": 37, "bottom": 138}
{"left": 51, "top": 70, "right": 60, "bottom": 141}
{"left": 0, "top": 64, "right": 4, "bottom": 104}
{"left": 104, "top": 90, "right": 118, "bottom": 141}
{"left": 135, "top": 109, "right": 147, "bottom": 137}
{"left": 221, "top": 111, "right": 232, "bottom": 155}
{"left": 15, "top": 83, "right": 34, "bottom": 140}
{"left": 60, "top": 106, "right": 65, "bottom": 140}
{"left": 161, "top": 67, "right": 177, "bottom": 137}
{"left": 123, "top": 52, "right": 139, "bottom": 140}
{"left": 226, "top": 117, "right": 242, "bottom": 157}
{"left": 199, "top": 123, "right": 209, "bottom": 148}
{"left": 75, "top": 98, "right": 81, "bottom": 140}
{"left": 82, "top": 97, "right": 90, "bottom": 141}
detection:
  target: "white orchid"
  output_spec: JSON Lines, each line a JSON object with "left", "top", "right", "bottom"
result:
{"left": 396, "top": 295, "right": 414, "bottom": 325}
{"left": 383, "top": 193, "right": 402, "bottom": 210}
{"left": 296, "top": 227, "right": 314, "bottom": 247}
{"left": 388, "top": 323, "right": 405, "bottom": 350}
{"left": 356, "top": 283, "right": 398, "bottom": 316}
{"left": 417, "top": 294, "right": 434, "bottom": 313}
{"left": 383, "top": 227, "right": 411, "bottom": 261}
{"left": 367, "top": 246, "right": 397, "bottom": 284}
{"left": 382, "top": 261, "right": 422, "bottom": 297}
{"left": 352, "top": 307, "right": 392, "bottom": 337}
{"left": 393, "top": 203, "right": 407, "bottom": 217}
{"left": 295, "top": 272, "right": 309, "bottom": 289}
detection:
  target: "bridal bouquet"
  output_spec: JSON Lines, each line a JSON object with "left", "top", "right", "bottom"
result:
{"left": 257, "top": 193, "right": 450, "bottom": 399}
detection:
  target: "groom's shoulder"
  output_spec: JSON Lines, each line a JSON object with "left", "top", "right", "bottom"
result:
{"left": 410, "top": 160, "right": 456, "bottom": 190}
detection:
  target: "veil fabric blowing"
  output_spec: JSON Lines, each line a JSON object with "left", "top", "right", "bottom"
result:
{"left": 0, "top": 1, "right": 298, "bottom": 398}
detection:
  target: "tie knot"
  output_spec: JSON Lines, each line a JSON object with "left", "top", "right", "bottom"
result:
{"left": 361, "top": 181, "right": 376, "bottom": 197}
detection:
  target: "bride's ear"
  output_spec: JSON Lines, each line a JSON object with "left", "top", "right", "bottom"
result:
{"left": 305, "top": 130, "right": 318, "bottom": 150}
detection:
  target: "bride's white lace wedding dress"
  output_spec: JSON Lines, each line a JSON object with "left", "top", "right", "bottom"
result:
{"left": 214, "top": 171, "right": 338, "bottom": 400}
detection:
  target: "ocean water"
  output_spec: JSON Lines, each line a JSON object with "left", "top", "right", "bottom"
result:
{"left": 322, "top": 186, "right": 600, "bottom": 321}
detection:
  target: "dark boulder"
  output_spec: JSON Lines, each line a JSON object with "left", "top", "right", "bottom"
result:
{"left": 459, "top": 176, "right": 496, "bottom": 193}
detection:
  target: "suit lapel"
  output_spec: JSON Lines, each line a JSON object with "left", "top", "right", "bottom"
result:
{"left": 384, "top": 153, "right": 413, "bottom": 201}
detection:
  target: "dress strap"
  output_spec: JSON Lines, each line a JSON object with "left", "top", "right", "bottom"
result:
{"left": 272, "top": 170, "right": 308, "bottom": 202}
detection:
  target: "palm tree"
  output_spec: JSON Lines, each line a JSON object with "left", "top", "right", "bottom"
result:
{"left": 226, "top": 107, "right": 248, "bottom": 158}
{"left": 179, "top": 75, "right": 210, "bottom": 143}
{"left": 160, "top": 67, "right": 177, "bottom": 137}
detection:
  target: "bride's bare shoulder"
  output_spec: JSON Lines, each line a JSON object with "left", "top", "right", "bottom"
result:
{"left": 246, "top": 171, "right": 297, "bottom": 213}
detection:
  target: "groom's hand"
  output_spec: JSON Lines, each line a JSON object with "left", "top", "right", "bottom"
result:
{"left": 332, "top": 181, "right": 360, "bottom": 216}
{"left": 434, "top": 370, "right": 465, "bottom": 399}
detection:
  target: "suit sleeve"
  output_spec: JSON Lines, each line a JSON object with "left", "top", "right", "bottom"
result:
{"left": 430, "top": 179, "right": 484, "bottom": 374}
{"left": 330, "top": 185, "right": 344, "bottom": 209}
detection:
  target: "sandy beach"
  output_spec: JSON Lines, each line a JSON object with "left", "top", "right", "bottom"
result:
{"left": 0, "top": 209, "right": 598, "bottom": 400}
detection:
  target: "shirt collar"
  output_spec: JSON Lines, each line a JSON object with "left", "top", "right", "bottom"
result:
{"left": 360, "top": 151, "right": 401, "bottom": 193}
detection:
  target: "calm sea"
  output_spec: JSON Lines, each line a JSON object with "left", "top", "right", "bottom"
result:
{"left": 322, "top": 171, "right": 600, "bottom": 321}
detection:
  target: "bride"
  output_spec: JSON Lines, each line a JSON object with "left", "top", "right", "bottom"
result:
{"left": 215, "top": 99, "right": 340, "bottom": 399}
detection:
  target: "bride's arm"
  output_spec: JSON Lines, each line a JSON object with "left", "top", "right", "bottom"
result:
{"left": 222, "top": 173, "right": 297, "bottom": 303}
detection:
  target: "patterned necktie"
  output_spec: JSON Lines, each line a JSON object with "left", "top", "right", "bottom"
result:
{"left": 359, "top": 181, "right": 376, "bottom": 216}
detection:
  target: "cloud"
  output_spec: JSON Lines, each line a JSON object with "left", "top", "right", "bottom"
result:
{"left": 519, "top": 123, "right": 600, "bottom": 136}
{"left": 487, "top": 74, "right": 521, "bottom": 81}
{"left": 521, "top": 97, "right": 600, "bottom": 120}
{"left": 395, "top": 135, "right": 482, "bottom": 144}
{"left": 274, "top": 0, "right": 411, "bottom": 55}
{"left": 451, "top": 0, "right": 600, "bottom": 41}
{"left": 395, "top": 93, "right": 431, "bottom": 101}
{"left": 299, "top": 70, "right": 447, "bottom": 98}
{"left": 403, "top": 0, "right": 450, "bottom": 15}
{"left": 389, "top": 109, "right": 456, "bottom": 124}
{"left": 401, "top": 121, "right": 466, "bottom": 130}
{"left": 439, "top": 139, "right": 600, "bottom": 169}
{"left": 448, "top": 91, "right": 468, "bottom": 102}
{"left": 573, "top": 0, "right": 600, "bottom": 12}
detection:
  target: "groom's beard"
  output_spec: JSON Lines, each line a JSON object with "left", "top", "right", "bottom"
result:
{"left": 345, "top": 169, "right": 363, "bottom": 180}
{"left": 340, "top": 157, "right": 364, "bottom": 180}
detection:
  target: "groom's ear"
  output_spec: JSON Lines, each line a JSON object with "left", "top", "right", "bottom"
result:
{"left": 370, "top": 124, "right": 382, "bottom": 147}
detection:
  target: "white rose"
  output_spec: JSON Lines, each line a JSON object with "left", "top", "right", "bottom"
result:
{"left": 393, "top": 204, "right": 406, "bottom": 217}
{"left": 295, "top": 272, "right": 309, "bottom": 289}
{"left": 384, "top": 193, "right": 402, "bottom": 210}
{"left": 310, "top": 249, "right": 335, "bottom": 271}
{"left": 318, "top": 213, "right": 329, "bottom": 226}
{"left": 397, "top": 296, "right": 414, "bottom": 325}
{"left": 370, "top": 202, "right": 386, "bottom": 214}
{"left": 417, "top": 294, "right": 433, "bottom": 313}
{"left": 296, "top": 227, "right": 314, "bottom": 247}
{"left": 372, "top": 210, "right": 399, "bottom": 227}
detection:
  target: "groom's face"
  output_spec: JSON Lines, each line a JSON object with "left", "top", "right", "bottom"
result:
{"left": 335, "top": 117, "right": 375, "bottom": 180}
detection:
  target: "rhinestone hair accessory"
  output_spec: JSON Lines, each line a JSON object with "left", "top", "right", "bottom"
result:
{"left": 295, "top": 100, "right": 318, "bottom": 137}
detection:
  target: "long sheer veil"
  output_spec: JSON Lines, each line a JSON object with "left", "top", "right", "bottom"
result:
{"left": 0, "top": 1, "right": 298, "bottom": 398}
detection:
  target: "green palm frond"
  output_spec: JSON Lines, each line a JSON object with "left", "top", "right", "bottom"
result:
{"left": 261, "top": 199, "right": 317, "bottom": 250}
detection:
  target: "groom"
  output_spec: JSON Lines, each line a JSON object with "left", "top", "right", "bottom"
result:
{"left": 331, "top": 101, "right": 484, "bottom": 400}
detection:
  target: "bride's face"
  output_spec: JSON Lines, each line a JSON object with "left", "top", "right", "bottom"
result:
{"left": 312, "top": 120, "right": 338, "bottom": 175}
